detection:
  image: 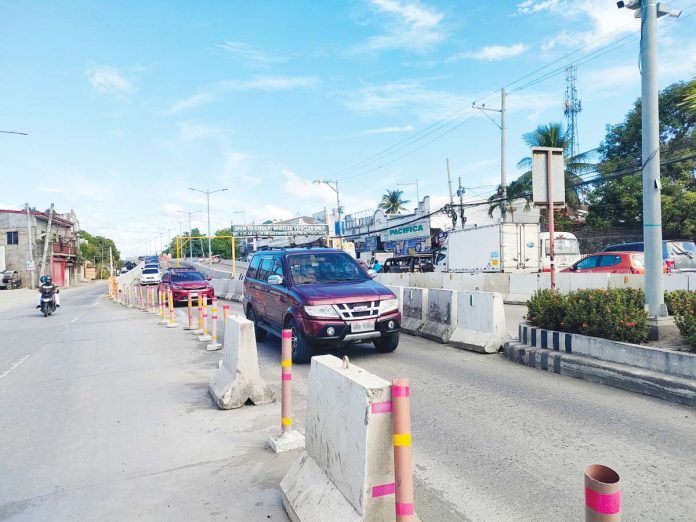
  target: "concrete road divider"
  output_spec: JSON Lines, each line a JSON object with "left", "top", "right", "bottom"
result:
{"left": 211, "top": 279, "right": 229, "bottom": 299}
{"left": 401, "top": 288, "right": 428, "bottom": 335}
{"left": 208, "top": 315, "right": 275, "bottom": 410}
{"left": 506, "top": 273, "right": 542, "bottom": 304}
{"left": 449, "top": 291, "right": 507, "bottom": 353}
{"left": 419, "top": 288, "right": 457, "bottom": 344}
{"left": 385, "top": 285, "right": 404, "bottom": 315}
{"left": 280, "top": 355, "right": 395, "bottom": 522}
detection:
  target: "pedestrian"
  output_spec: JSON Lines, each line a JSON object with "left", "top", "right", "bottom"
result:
{"left": 373, "top": 259, "right": 382, "bottom": 273}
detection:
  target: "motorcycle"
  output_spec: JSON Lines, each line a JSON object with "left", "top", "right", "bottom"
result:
{"left": 40, "top": 287, "right": 58, "bottom": 317}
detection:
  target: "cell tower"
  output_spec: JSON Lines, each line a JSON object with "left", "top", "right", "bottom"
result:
{"left": 563, "top": 65, "right": 582, "bottom": 159}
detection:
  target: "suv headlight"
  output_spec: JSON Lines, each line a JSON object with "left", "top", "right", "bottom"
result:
{"left": 379, "top": 298, "right": 399, "bottom": 315}
{"left": 304, "top": 304, "right": 339, "bottom": 318}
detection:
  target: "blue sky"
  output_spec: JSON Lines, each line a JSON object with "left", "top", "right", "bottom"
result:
{"left": 2, "top": 0, "right": 695, "bottom": 256}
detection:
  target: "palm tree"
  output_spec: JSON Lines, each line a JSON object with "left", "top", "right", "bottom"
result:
{"left": 379, "top": 189, "right": 410, "bottom": 214}
{"left": 488, "top": 122, "right": 595, "bottom": 216}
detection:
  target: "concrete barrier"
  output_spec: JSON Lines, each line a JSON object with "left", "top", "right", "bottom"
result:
{"left": 208, "top": 316, "right": 275, "bottom": 409}
{"left": 280, "top": 355, "right": 394, "bottom": 522}
{"left": 441, "top": 272, "right": 485, "bottom": 292}
{"left": 419, "top": 288, "right": 457, "bottom": 344}
{"left": 608, "top": 274, "right": 644, "bottom": 290}
{"left": 385, "top": 285, "right": 404, "bottom": 316}
{"left": 663, "top": 273, "right": 690, "bottom": 292}
{"left": 211, "top": 279, "right": 229, "bottom": 298}
{"left": 450, "top": 291, "right": 507, "bottom": 353}
{"left": 506, "top": 273, "right": 542, "bottom": 304}
{"left": 401, "top": 287, "right": 428, "bottom": 334}
{"left": 375, "top": 272, "right": 411, "bottom": 287}
{"left": 410, "top": 272, "right": 442, "bottom": 289}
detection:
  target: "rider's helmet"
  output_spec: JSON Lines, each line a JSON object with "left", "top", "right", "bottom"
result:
{"left": 45, "top": 275, "right": 53, "bottom": 285}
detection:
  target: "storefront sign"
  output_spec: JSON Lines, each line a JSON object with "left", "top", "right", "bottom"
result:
{"left": 388, "top": 223, "right": 424, "bottom": 237}
{"left": 232, "top": 224, "right": 329, "bottom": 237}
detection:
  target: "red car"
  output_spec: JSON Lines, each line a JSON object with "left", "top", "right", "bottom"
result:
{"left": 158, "top": 268, "right": 214, "bottom": 304}
{"left": 243, "top": 248, "right": 401, "bottom": 363}
{"left": 562, "top": 252, "right": 646, "bottom": 274}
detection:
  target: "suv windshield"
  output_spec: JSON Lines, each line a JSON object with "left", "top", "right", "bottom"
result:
{"left": 287, "top": 253, "right": 368, "bottom": 284}
{"left": 171, "top": 271, "right": 206, "bottom": 282}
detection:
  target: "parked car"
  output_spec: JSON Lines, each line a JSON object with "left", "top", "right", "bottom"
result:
{"left": 561, "top": 252, "right": 647, "bottom": 274}
{"left": 140, "top": 267, "right": 161, "bottom": 285}
{"left": 243, "top": 248, "right": 401, "bottom": 363}
{"left": 158, "top": 267, "right": 214, "bottom": 304}
{"left": 602, "top": 240, "right": 696, "bottom": 272}
{"left": 119, "top": 267, "right": 129, "bottom": 275}
{"left": 0, "top": 270, "right": 21, "bottom": 289}
{"left": 382, "top": 254, "right": 434, "bottom": 273}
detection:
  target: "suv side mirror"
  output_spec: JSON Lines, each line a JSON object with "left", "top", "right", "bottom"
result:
{"left": 267, "top": 274, "right": 284, "bottom": 285}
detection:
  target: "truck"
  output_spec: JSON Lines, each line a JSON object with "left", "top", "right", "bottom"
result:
{"left": 433, "top": 223, "right": 541, "bottom": 273}
{"left": 538, "top": 231, "right": 582, "bottom": 272}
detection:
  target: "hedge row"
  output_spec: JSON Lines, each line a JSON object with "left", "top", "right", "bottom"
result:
{"left": 665, "top": 291, "right": 696, "bottom": 350}
{"left": 527, "top": 288, "right": 649, "bottom": 344}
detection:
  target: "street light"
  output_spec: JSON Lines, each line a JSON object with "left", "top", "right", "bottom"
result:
{"left": 473, "top": 89, "right": 507, "bottom": 220}
{"left": 188, "top": 187, "right": 228, "bottom": 267}
{"left": 313, "top": 180, "right": 342, "bottom": 247}
{"left": 178, "top": 209, "right": 202, "bottom": 259}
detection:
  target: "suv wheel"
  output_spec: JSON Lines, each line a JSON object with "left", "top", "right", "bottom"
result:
{"left": 373, "top": 332, "right": 399, "bottom": 353}
{"left": 246, "top": 306, "right": 267, "bottom": 341}
{"left": 288, "top": 318, "right": 313, "bottom": 364}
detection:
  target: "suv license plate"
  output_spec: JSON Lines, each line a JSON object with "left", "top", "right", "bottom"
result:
{"left": 351, "top": 320, "right": 375, "bottom": 333}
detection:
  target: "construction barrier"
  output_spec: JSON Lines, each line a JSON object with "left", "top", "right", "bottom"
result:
{"left": 208, "top": 315, "right": 275, "bottom": 409}
{"left": 584, "top": 464, "right": 621, "bottom": 521}
{"left": 392, "top": 378, "right": 415, "bottom": 521}
{"left": 400, "top": 288, "right": 428, "bottom": 335}
{"left": 419, "top": 288, "right": 457, "bottom": 344}
{"left": 206, "top": 297, "right": 222, "bottom": 351}
{"left": 449, "top": 291, "right": 507, "bottom": 353}
{"left": 267, "top": 329, "right": 305, "bottom": 453}
{"left": 280, "top": 355, "right": 395, "bottom": 522}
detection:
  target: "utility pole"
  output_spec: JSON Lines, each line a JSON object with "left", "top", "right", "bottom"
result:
{"left": 189, "top": 187, "right": 228, "bottom": 267}
{"left": 39, "top": 203, "right": 55, "bottom": 278}
{"left": 457, "top": 177, "right": 466, "bottom": 229}
{"left": 619, "top": 0, "right": 680, "bottom": 337}
{"left": 446, "top": 159, "right": 455, "bottom": 229}
{"left": 473, "top": 88, "right": 507, "bottom": 219}
{"left": 25, "top": 204, "right": 35, "bottom": 289}
{"left": 313, "top": 180, "right": 342, "bottom": 248}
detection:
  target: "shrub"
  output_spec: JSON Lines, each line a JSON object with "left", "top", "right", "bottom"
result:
{"left": 526, "top": 288, "right": 649, "bottom": 344}
{"left": 666, "top": 290, "right": 696, "bottom": 351}
{"left": 527, "top": 289, "right": 567, "bottom": 331}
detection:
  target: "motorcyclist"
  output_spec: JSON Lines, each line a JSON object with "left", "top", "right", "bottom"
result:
{"left": 36, "top": 275, "right": 60, "bottom": 308}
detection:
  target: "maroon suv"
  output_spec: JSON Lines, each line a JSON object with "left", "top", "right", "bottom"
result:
{"left": 244, "top": 248, "right": 401, "bottom": 363}
{"left": 159, "top": 268, "right": 215, "bottom": 304}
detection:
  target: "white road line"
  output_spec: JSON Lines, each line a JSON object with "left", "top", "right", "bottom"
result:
{"left": 0, "top": 354, "right": 31, "bottom": 381}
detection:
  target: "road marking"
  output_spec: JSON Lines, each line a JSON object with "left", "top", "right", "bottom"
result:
{"left": 0, "top": 354, "right": 31, "bottom": 381}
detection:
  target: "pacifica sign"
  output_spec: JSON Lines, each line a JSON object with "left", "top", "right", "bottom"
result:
{"left": 387, "top": 222, "right": 426, "bottom": 238}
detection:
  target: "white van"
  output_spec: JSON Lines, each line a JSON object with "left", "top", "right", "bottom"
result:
{"left": 539, "top": 232, "right": 581, "bottom": 272}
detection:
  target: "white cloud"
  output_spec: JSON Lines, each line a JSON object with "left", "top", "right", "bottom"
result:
{"left": 219, "top": 41, "right": 285, "bottom": 65}
{"left": 160, "top": 203, "right": 184, "bottom": 217}
{"left": 282, "top": 169, "right": 335, "bottom": 202}
{"left": 452, "top": 43, "right": 529, "bottom": 62}
{"left": 259, "top": 204, "right": 294, "bottom": 222}
{"left": 221, "top": 75, "right": 319, "bottom": 91}
{"left": 355, "top": 0, "right": 446, "bottom": 53}
{"left": 517, "top": 0, "right": 637, "bottom": 51}
{"left": 87, "top": 66, "right": 134, "bottom": 95}
{"left": 167, "top": 93, "right": 216, "bottom": 115}
{"left": 365, "top": 125, "right": 415, "bottom": 134}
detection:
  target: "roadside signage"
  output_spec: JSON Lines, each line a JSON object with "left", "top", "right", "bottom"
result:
{"left": 25, "top": 260, "right": 35, "bottom": 271}
{"left": 232, "top": 224, "right": 329, "bottom": 238}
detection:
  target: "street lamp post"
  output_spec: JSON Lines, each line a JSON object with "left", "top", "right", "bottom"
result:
{"left": 189, "top": 187, "right": 228, "bottom": 267}
{"left": 473, "top": 89, "right": 507, "bottom": 220}
{"left": 313, "top": 180, "right": 342, "bottom": 248}
{"left": 178, "top": 209, "right": 202, "bottom": 259}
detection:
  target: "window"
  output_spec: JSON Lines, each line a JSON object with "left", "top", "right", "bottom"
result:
{"left": 247, "top": 255, "right": 262, "bottom": 280}
{"left": 257, "top": 257, "right": 274, "bottom": 282}
{"left": 271, "top": 256, "right": 284, "bottom": 277}
{"left": 171, "top": 271, "right": 205, "bottom": 282}
{"left": 576, "top": 256, "right": 599, "bottom": 270}
{"left": 598, "top": 255, "right": 622, "bottom": 267}
{"left": 6, "top": 231, "right": 18, "bottom": 245}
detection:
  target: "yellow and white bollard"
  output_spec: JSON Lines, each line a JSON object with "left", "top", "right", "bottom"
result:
{"left": 206, "top": 297, "right": 221, "bottom": 351}
{"left": 193, "top": 293, "right": 203, "bottom": 335}
{"left": 166, "top": 289, "right": 179, "bottom": 328}
{"left": 183, "top": 292, "right": 196, "bottom": 330}
{"left": 198, "top": 296, "right": 211, "bottom": 341}
{"left": 158, "top": 289, "right": 168, "bottom": 325}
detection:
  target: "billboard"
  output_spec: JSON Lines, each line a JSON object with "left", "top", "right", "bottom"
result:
{"left": 232, "top": 224, "right": 329, "bottom": 237}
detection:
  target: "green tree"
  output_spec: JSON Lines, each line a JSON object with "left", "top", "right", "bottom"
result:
{"left": 379, "top": 189, "right": 410, "bottom": 214}
{"left": 587, "top": 81, "right": 696, "bottom": 237}
{"left": 489, "top": 122, "right": 595, "bottom": 216}
{"left": 79, "top": 230, "right": 121, "bottom": 278}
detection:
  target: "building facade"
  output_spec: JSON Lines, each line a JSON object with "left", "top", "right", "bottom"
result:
{"left": 0, "top": 207, "right": 81, "bottom": 288}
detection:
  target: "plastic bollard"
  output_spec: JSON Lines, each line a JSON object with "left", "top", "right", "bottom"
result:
{"left": 585, "top": 465, "right": 621, "bottom": 521}
{"left": 193, "top": 293, "right": 203, "bottom": 335}
{"left": 198, "top": 296, "right": 211, "bottom": 341}
{"left": 158, "top": 290, "right": 168, "bottom": 325}
{"left": 281, "top": 329, "right": 293, "bottom": 433}
{"left": 184, "top": 292, "right": 195, "bottom": 330}
{"left": 167, "top": 289, "right": 178, "bottom": 328}
{"left": 392, "top": 378, "right": 415, "bottom": 521}
{"left": 206, "top": 297, "right": 221, "bottom": 350}
{"left": 223, "top": 304, "right": 230, "bottom": 319}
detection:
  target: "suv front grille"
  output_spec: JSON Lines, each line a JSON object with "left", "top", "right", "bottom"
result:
{"left": 334, "top": 301, "right": 379, "bottom": 320}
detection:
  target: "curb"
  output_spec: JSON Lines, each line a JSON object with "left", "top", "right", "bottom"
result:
{"left": 503, "top": 341, "right": 696, "bottom": 407}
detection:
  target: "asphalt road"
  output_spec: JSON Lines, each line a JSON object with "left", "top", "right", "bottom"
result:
{"left": 1, "top": 283, "right": 694, "bottom": 521}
